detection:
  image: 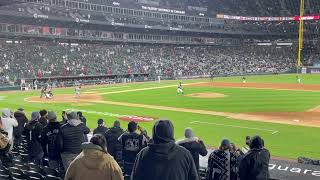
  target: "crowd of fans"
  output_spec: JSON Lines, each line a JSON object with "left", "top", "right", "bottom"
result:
{"left": 0, "top": 108, "right": 270, "bottom": 180}
{"left": 0, "top": 40, "right": 296, "bottom": 85}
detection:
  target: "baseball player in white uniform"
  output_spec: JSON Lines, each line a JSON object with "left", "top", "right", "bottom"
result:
{"left": 75, "top": 85, "right": 81, "bottom": 98}
{"left": 177, "top": 82, "right": 184, "bottom": 95}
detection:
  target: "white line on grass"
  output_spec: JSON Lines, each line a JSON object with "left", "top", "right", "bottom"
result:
{"left": 97, "top": 82, "right": 206, "bottom": 95}
{"left": 190, "top": 121, "right": 279, "bottom": 134}
{"left": 86, "top": 86, "right": 131, "bottom": 91}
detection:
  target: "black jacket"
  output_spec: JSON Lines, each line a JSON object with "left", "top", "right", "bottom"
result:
{"left": 13, "top": 111, "right": 28, "bottom": 137}
{"left": 79, "top": 116, "right": 87, "bottom": 126}
{"left": 59, "top": 120, "right": 90, "bottom": 154}
{"left": 93, "top": 126, "right": 108, "bottom": 135}
{"left": 119, "top": 132, "right": 147, "bottom": 164}
{"left": 177, "top": 138, "right": 208, "bottom": 170}
{"left": 24, "top": 120, "right": 44, "bottom": 157}
{"left": 131, "top": 141, "right": 199, "bottom": 180}
{"left": 41, "top": 122, "right": 62, "bottom": 160}
{"left": 105, "top": 126, "right": 124, "bottom": 158}
{"left": 239, "top": 148, "right": 270, "bottom": 180}
{"left": 39, "top": 117, "right": 48, "bottom": 127}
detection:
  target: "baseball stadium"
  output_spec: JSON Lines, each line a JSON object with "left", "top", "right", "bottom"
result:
{"left": 0, "top": 0, "right": 319, "bottom": 180}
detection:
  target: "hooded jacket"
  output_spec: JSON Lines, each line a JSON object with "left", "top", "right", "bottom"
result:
{"left": 1, "top": 109, "right": 18, "bottom": 142}
{"left": 59, "top": 119, "right": 90, "bottom": 154}
{"left": 65, "top": 143, "right": 124, "bottom": 180}
{"left": 131, "top": 120, "right": 199, "bottom": 180}
{"left": 24, "top": 119, "right": 43, "bottom": 157}
{"left": 105, "top": 126, "right": 124, "bottom": 159}
{"left": 41, "top": 122, "right": 62, "bottom": 160}
{"left": 13, "top": 110, "right": 28, "bottom": 137}
{"left": 239, "top": 136, "right": 270, "bottom": 180}
{"left": 176, "top": 137, "right": 208, "bottom": 170}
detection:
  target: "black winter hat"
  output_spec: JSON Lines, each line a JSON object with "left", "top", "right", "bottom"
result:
{"left": 152, "top": 119, "right": 174, "bottom": 144}
{"left": 250, "top": 136, "right": 264, "bottom": 149}
{"left": 128, "top": 121, "right": 137, "bottom": 132}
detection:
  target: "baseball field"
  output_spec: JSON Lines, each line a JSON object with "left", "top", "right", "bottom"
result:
{"left": 1, "top": 74, "right": 320, "bottom": 160}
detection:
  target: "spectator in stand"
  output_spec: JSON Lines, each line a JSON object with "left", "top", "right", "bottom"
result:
{"left": 41, "top": 111, "right": 62, "bottom": 170}
{"left": 176, "top": 128, "right": 208, "bottom": 171}
{"left": 61, "top": 111, "right": 68, "bottom": 124}
{"left": 0, "top": 117, "right": 12, "bottom": 167}
{"left": 65, "top": 134, "right": 124, "bottom": 180}
{"left": 1, "top": 109, "right": 18, "bottom": 151}
{"left": 39, "top": 109, "right": 48, "bottom": 127}
{"left": 241, "top": 136, "right": 251, "bottom": 154}
{"left": 77, "top": 111, "right": 88, "bottom": 142}
{"left": 77, "top": 111, "right": 87, "bottom": 126}
{"left": 24, "top": 111, "right": 44, "bottom": 165}
{"left": 118, "top": 121, "right": 148, "bottom": 176}
{"left": 13, "top": 108, "right": 28, "bottom": 146}
{"left": 131, "top": 119, "right": 199, "bottom": 180}
{"left": 105, "top": 120, "right": 124, "bottom": 160}
{"left": 239, "top": 136, "right": 270, "bottom": 180}
{"left": 59, "top": 111, "right": 90, "bottom": 170}
{"left": 206, "top": 139, "right": 238, "bottom": 180}
{"left": 93, "top": 119, "right": 108, "bottom": 135}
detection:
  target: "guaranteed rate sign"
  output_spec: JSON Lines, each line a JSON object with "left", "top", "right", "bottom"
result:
{"left": 200, "top": 150, "right": 320, "bottom": 180}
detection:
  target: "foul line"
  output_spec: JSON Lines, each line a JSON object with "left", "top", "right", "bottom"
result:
{"left": 190, "top": 121, "right": 279, "bottom": 134}
{"left": 97, "top": 82, "right": 206, "bottom": 95}
{"left": 85, "top": 86, "right": 131, "bottom": 91}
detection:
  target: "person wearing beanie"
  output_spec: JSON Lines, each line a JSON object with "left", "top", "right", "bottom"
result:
{"left": 206, "top": 139, "right": 238, "bottom": 180}
{"left": 176, "top": 127, "right": 208, "bottom": 171}
{"left": 24, "top": 111, "right": 44, "bottom": 165}
{"left": 60, "top": 111, "right": 90, "bottom": 170}
{"left": 65, "top": 134, "right": 124, "bottom": 180}
{"left": 118, "top": 121, "right": 148, "bottom": 176}
{"left": 41, "top": 111, "right": 63, "bottom": 170}
{"left": 93, "top": 119, "right": 108, "bottom": 135}
{"left": 131, "top": 119, "right": 199, "bottom": 180}
{"left": 105, "top": 120, "right": 124, "bottom": 161}
{"left": 1, "top": 108, "right": 18, "bottom": 151}
{"left": 13, "top": 108, "right": 28, "bottom": 146}
{"left": 239, "top": 136, "right": 270, "bottom": 180}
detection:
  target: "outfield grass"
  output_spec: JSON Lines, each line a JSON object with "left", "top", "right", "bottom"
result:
{"left": 0, "top": 74, "right": 319, "bottom": 159}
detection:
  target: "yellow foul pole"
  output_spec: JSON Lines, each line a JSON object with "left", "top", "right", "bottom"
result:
{"left": 297, "top": 0, "right": 305, "bottom": 68}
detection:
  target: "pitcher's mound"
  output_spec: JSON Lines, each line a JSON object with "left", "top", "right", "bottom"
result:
{"left": 25, "top": 94, "right": 103, "bottom": 103}
{"left": 186, "top": 93, "right": 227, "bottom": 99}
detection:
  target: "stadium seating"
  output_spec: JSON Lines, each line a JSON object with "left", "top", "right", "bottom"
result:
{"left": 0, "top": 39, "right": 297, "bottom": 85}
{"left": 0, "top": 134, "right": 64, "bottom": 180}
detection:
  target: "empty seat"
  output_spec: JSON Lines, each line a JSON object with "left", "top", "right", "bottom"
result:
{"left": 46, "top": 175, "right": 63, "bottom": 180}
{"left": 43, "top": 166, "right": 59, "bottom": 177}
{"left": 28, "top": 164, "right": 45, "bottom": 176}
{"left": 25, "top": 171, "right": 44, "bottom": 180}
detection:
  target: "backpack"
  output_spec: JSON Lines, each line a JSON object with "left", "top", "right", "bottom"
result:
{"left": 0, "top": 129, "right": 10, "bottom": 150}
